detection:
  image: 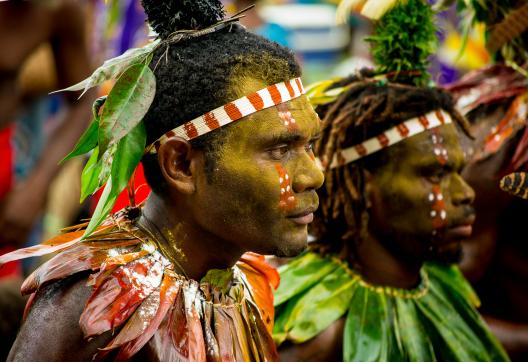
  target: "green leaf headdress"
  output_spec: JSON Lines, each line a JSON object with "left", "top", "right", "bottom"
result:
{"left": 312, "top": 0, "right": 438, "bottom": 106}
{"left": 58, "top": 11, "right": 249, "bottom": 238}
{"left": 338, "top": 0, "right": 437, "bottom": 86}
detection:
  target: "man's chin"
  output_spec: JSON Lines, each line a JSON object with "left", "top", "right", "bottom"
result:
{"left": 273, "top": 235, "right": 308, "bottom": 258}
{"left": 429, "top": 240, "right": 463, "bottom": 264}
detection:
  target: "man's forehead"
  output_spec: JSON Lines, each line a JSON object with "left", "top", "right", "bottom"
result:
{"left": 396, "top": 124, "right": 463, "bottom": 163}
{"left": 231, "top": 95, "right": 320, "bottom": 139}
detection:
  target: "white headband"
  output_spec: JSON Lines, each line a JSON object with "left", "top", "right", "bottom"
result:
{"left": 324, "top": 109, "right": 452, "bottom": 169}
{"left": 145, "top": 78, "right": 305, "bottom": 154}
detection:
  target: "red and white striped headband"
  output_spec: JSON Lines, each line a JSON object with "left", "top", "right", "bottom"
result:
{"left": 145, "top": 77, "right": 305, "bottom": 154}
{"left": 324, "top": 109, "right": 453, "bottom": 169}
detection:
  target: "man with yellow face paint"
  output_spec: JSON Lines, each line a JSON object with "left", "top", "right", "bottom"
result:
{"left": 274, "top": 0, "right": 509, "bottom": 361}
{"left": 0, "top": 0, "right": 323, "bottom": 360}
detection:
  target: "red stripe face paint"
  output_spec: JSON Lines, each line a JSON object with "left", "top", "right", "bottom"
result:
{"left": 429, "top": 184, "right": 448, "bottom": 232}
{"left": 275, "top": 164, "right": 296, "bottom": 212}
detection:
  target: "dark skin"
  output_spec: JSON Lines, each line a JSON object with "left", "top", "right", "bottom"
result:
{"left": 0, "top": 0, "right": 92, "bottom": 246}
{"left": 280, "top": 123, "right": 476, "bottom": 361}
{"left": 8, "top": 77, "right": 324, "bottom": 361}
{"left": 458, "top": 104, "right": 528, "bottom": 361}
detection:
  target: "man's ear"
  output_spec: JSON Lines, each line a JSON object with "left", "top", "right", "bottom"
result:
{"left": 157, "top": 137, "right": 198, "bottom": 195}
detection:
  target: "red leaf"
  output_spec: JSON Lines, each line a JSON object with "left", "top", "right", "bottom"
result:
{"left": 115, "top": 272, "right": 180, "bottom": 361}
{"left": 237, "top": 253, "right": 279, "bottom": 334}
{"left": 80, "top": 255, "right": 163, "bottom": 337}
{"left": 21, "top": 243, "right": 112, "bottom": 295}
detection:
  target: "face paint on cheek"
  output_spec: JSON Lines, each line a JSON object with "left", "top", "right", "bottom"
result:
{"left": 429, "top": 184, "right": 448, "bottom": 234}
{"left": 275, "top": 164, "right": 296, "bottom": 212}
{"left": 428, "top": 129, "right": 449, "bottom": 236}
{"left": 277, "top": 103, "right": 299, "bottom": 132}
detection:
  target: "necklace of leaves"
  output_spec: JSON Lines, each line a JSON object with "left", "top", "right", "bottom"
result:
{"left": 57, "top": 7, "right": 254, "bottom": 239}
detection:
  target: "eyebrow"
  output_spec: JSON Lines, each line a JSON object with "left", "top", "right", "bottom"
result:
{"left": 420, "top": 157, "right": 465, "bottom": 172}
{"left": 264, "top": 131, "right": 321, "bottom": 146}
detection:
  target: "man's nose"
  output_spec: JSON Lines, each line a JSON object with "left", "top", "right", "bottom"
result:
{"left": 291, "top": 153, "right": 325, "bottom": 193}
{"left": 451, "top": 173, "right": 475, "bottom": 206}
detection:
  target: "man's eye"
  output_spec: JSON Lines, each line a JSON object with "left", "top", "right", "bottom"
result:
{"left": 269, "top": 146, "right": 290, "bottom": 160}
{"left": 427, "top": 171, "right": 446, "bottom": 183}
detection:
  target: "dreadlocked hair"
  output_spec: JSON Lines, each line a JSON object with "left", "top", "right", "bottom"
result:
{"left": 139, "top": 0, "right": 300, "bottom": 194}
{"left": 310, "top": 69, "right": 472, "bottom": 255}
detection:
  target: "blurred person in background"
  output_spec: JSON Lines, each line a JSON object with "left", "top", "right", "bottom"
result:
{"left": 444, "top": 0, "right": 528, "bottom": 359}
{"left": 0, "top": 0, "right": 92, "bottom": 272}
{"left": 0, "top": 0, "right": 92, "bottom": 358}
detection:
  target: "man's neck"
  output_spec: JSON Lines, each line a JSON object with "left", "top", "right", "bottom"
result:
{"left": 351, "top": 232, "right": 422, "bottom": 289}
{"left": 140, "top": 193, "right": 245, "bottom": 281}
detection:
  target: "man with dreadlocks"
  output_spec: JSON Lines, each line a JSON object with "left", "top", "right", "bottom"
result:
{"left": 0, "top": 0, "right": 323, "bottom": 360}
{"left": 273, "top": 0, "right": 509, "bottom": 361}
{"left": 443, "top": 1, "right": 528, "bottom": 359}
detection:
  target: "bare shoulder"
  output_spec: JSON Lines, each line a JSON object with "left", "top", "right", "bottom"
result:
{"left": 279, "top": 318, "right": 345, "bottom": 362}
{"left": 8, "top": 273, "right": 113, "bottom": 362}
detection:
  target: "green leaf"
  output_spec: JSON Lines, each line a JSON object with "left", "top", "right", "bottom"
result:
{"left": 109, "top": 121, "right": 147, "bottom": 196}
{"left": 344, "top": 290, "right": 390, "bottom": 362}
{"left": 415, "top": 278, "right": 491, "bottom": 362}
{"left": 283, "top": 264, "right": 357, "bottom": 343}
{"left": 98, "top": 60, "right": 156, "bottom": 157}
{"left": 201, "top": 269, "right": 234, "bottom": 294}
{"left": 394, "top": 297, "right": 436, "bottom": 362}
{"left": 52, "top": 40, "right": 159, "bottom": 98}
{"left": 62, "top": 119, "right": 99, "bottom": 163}
{"left": 366, "top": 0, "right": 437, "bottom": 86}
{"left": 82, "top": 121, "right": 146, "bottom": 238}
{"left": 83, "top": 177, "right": 117, "bottom": 238}
{"left": 274, "top": 252, "right": 341, "bottom": 306}
{"left": 80, "top": 147, "right": 103, "bottom": 203}
{"left": 61, "top": 96, "right": 107, "bottom": 163}
{"left": 425, "top": 267, "right": 510, "bottom": 361}
{"left": 425, "top": 263, "right": 479, "bottom": 307}
{"left": 273, "top": 294, "right": 303, "bottom": 346}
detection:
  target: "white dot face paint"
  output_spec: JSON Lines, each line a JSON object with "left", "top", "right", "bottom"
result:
{"left": 429, "top": 129, "right": 449, "bottom": 234}
{"left": 440, "top": 210, "right": 447, "bottom": 220}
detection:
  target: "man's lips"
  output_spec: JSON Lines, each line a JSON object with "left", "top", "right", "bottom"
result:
{"left": 287, "top": 206, "right": 317, "bottom": 225}
{"left": 445, "top": 214, "right": 476, "bottom": 239}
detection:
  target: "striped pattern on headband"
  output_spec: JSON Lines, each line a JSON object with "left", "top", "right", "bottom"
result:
{"left": 326, "top": 110, "right": 453, "bottom": 169}
{"left": 145, "top": 77, "right": 305, "bottom": 154}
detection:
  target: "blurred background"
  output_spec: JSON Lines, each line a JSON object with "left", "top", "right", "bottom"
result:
{"left": 0, "top": 0, "right": 503, "bottom": 359}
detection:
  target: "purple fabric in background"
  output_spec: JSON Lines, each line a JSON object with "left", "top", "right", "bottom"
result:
{"left": 118, "top": 0, "right": 147, "bottom": 55}
{"left": 429, "top": 4, "right": 462, "bottom": 85}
